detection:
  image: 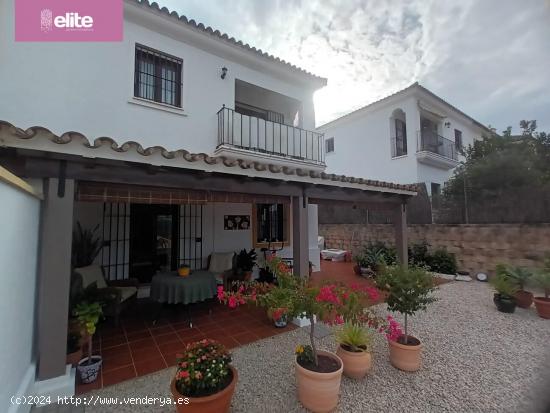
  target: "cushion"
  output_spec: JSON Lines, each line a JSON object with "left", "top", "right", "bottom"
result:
{"left": 208, "top": 252, "right": 234, "bottom": 274}
{"left": 74, "top": 265, "right": 107, "bottom": 289}
{"left": 115, "top": 286, "right": 138, "bottom": 302}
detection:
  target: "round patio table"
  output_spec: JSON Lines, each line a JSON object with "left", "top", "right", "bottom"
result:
{"left": 150, "top": 271, "right": 217, "bottom": 327}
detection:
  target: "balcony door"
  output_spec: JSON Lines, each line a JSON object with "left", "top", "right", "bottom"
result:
{"left": 420, "top": 117, "right": 440, "bottom": 152}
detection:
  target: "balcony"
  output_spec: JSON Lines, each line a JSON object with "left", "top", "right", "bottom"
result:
{"left": 215, "top": 106, "right": 325, "bottom": 170}
{"left": 416, "top": 130, "right": 459, "bottom": 169}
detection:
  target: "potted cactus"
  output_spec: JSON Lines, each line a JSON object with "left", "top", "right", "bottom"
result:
{"left": 74, "top": 301, "right": 103, "bottom": 383}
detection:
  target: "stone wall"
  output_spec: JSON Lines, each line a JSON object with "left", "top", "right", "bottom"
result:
{"left": 319, "top": 223, "right": 550, "bottom": 275}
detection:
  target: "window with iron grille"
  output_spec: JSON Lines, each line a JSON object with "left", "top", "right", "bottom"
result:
{"left": 326, "top": 137, "right": 335, "bottom": 153}
{"left": 254, "top": 203, "right": 289, "bottom": 246}
{"left": 454, "top": 129, "right": 463, "bottom": 151}
{"left": 134, "top": 44, "right": 183, "bottom": 107}
{"left": 394, "top": 118, "right": 407, "bottom": 156}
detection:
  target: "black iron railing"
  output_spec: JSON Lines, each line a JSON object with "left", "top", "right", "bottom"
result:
{"left": 217, "top": 106, "right": 325, "bottom": 165}
{"left": 417, "top": 130, "right": 458, "bottom": 160}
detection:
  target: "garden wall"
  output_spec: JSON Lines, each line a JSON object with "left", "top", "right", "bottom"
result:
{"left": 319, "top": 223, "right": 550, "bottom": 275}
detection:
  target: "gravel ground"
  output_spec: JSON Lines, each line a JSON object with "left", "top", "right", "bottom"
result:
{"left": 85, "top": 281, "right": 550, "bottom": 413}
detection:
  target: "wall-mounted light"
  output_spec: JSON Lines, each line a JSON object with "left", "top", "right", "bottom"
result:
{"left": 444, "top": 121, "right": 451, "bottom": 128}
{"left": 221, "top": 66, "right": 228, "bottom": 79}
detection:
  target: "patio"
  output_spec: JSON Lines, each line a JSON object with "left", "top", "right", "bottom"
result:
{"left": 84, "top": 280, "right": 550, "bottom": 413}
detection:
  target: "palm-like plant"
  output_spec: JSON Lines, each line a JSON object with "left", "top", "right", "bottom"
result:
{"left": 490, "top": 273, "right": 519, "bottom": 299}
{"left": 335, "top": 322, "right": 373, "bottom": 352}
{"left": 495, "top": 264, "right": 532, "bottom": 291}
{"left": 72, "top": 222, "right": 102, "bottom": 268}
{"left": 532, "top": 258, "right": 550, "bottom": 299}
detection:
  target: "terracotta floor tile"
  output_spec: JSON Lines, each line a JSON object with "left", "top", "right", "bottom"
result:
{"left": 154, "top": 332, "right": 181, "bottom": 345}
{"left": 157, "top": 340, "right": 185, "bottom": 355}
{"left": 126, "top": 330, "right": 152, "bottom": 342}
{"left": 102, "top": 352, "right": 133, "bottom": 372}
{"left": 216, "top": 336, "right": 239, "bottom": 350}
{"left": 231, "top": 331, "right": 260, "bottom": 346}
{"left": 199, "top": 324, "right": 225, "bottom": 334}
{"left": 149, "top": 325, "right": 174, "bottom": 336}
{"left": 135, "top": 357, "right": 168, "bottom": 376}
{"left": 200, "top": 329, "right": 227, "bottom": 341}
{"left": 102, "top": 365, "right": 136, "bottom": 387}
{"left": 129, "top": 338, "right": 157, "bottom": 351}
{"left": 101, "top": 344, "right": 131, "bottom": 360}
{"left": 161, "top": 350, "right": 182, "bottom": 366}
{"left": 131, "top": 346, "right": 163, "bottom": 362}
{"left": 101, "top": 335, "right": 127, "bottom": 349}
{"left": 175, "top": 327, "right": 202, "bottom": 338}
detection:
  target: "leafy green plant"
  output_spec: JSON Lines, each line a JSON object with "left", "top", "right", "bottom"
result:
{"left": 532, "top": 257, "right": 550, "bottom": 298}
{"left": 376, "top": 266, "right": 436, "bottom": 344}
{"left": 74, "top": 301, "right": 103, "bottom": 365}
{"left": 235, "top": 248, "right": 257, "bottom": 273}
{"left": 489, "top": 274, "right": 519, "bottom": 299}
{"left": 408, "top": 241, "right": 431, "bottom": 268}
{"left": 428, "top": 248, "right": 457, "bottom": 274}
{"left": 335, "top": 322, "right": 373, "bottom": 352}
{"left": 495, "top": 264, "right": 532, "bottom": 291}
{"left": 72, "top": 222, "right": 102, "bottom": 268}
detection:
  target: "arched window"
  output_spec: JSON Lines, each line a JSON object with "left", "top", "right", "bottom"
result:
{"left": 390, "top": 109, "right": 407, "bottom": 157}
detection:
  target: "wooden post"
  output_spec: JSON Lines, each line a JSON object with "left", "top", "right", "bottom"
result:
{"left": 36, "top": 178, "right": 75, "bottom": 380}
{"left": 292, "top": 195, "right": 309, "bottom": 277}
{"left": 394, "top": 201, "right": 408, "bottom": 267}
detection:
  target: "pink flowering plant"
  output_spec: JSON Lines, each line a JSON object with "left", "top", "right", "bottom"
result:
{"left": 219, "top": 256, "right": 401, "bottom": 367}
{"left": 175, "top": 339, "right": 232, "bottom": 397}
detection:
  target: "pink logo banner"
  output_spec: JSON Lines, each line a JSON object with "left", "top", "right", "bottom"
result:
{"left": 15, "top": 0, "right": 123, "bottom": 42}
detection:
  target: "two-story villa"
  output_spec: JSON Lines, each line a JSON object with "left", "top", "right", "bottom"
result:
{"left": 0, "top": 0, "right": 417, "bottom": 404}
{"left": 318, "top": 83, "right": 492, "bottom": 197}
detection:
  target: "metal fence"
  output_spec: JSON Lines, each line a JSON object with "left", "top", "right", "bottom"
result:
{"left": 217, "top": 105, "right": 325, "bottom": 165}
{"left": 417, "top": 130, "right": 458, "bottom": 160}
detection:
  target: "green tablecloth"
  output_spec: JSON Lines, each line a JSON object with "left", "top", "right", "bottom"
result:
{"left": 150, "top": 271, "right": 217, "bottom": 305}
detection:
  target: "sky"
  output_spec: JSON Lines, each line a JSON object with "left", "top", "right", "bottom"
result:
{"left": 159, "top": 0, "right": 550, "bottom": 132}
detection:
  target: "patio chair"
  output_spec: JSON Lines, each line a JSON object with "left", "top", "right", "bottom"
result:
{"left": 206, "top": 252, "right": 237, "bottom": 289}
{"left": 72, "top": 265, "right": 139, "bottom": 326}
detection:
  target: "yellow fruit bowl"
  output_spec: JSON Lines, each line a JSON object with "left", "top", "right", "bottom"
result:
{"left": 178, "top": 266, "right": 190, "bottom": 277}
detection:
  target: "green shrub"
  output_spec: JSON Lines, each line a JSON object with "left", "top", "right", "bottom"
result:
{"left": 428, "top": 248, "right": 457, "bottom": 274}
{"left": 495, "top": 264, "right": 532, "bottom": 291}
{"left": 490, "top": 273, "right": 519, "bottom": 299}
{"left": 408, "top": 241, "right": 430, "bottom": 268}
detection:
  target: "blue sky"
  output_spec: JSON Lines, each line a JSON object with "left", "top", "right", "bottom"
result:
{"left": 159, "top": 0, "right": 550, "bottom": 132}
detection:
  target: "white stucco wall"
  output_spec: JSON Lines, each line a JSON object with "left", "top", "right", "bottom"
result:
{"left": 320, "top": 89, "right": 485, "bottom": 192}
{"left": 0, "top": 1, "right": 317, "bottom": 154}
{"left": 0, "top": 181, "right": 41, "bottom": 413}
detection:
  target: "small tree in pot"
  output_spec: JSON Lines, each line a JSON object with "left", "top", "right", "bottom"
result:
{"left": 74, "top": 301, "right": 103, "bottom": 383}
{"left": 375, "top": 265, "right": 436, "bottom": 372}
{"left": 235, "top": 248, "right": 257, "bottom": 281}
{"left": 532, "top": 257, "right": 550, "bottom": 319}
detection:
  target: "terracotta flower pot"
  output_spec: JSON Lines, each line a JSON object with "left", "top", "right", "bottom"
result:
{"left": 336, "top": 345, "right": 372, "bottom": 379}
{"left": 515, "top": 290, "right": 533, "bottom": 309}
{"left": 388, "top": 336, "right": 422, "bottom": 372}
{"left": 170, "top": 365, "right": 238, "bottom": 413}
{"left": 533, "top": 297, "right": 550, "bottom": 319}
{"left": 295, "top": 350, "right": 343, "bottom": 413}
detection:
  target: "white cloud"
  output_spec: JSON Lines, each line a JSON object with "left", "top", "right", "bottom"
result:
{"left": 159, "top": 0, "right": 550, "bottom": 132}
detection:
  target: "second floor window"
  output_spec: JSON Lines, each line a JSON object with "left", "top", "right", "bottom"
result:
{"left": 134, "top": 44, "right": 183, "bottom": 107}
{"left": 454, "top": 129, "right": 463, "bottom": 151}
{"left": 326, "top": 137, "right": 335, "bottom": 153}
{"left": 394, "top": 118, "right": 407, "bottom": 156}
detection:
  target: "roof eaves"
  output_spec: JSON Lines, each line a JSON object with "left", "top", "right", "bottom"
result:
{"left": 130, "top": 0, "right": 327, "bottom": 87}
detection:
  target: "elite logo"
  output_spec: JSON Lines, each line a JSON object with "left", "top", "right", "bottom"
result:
{"left": 16, "top": 0, "right": 122, "bottom": 42}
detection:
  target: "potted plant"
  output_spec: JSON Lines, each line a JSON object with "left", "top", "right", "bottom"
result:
{"left": 335, "top": 322, "right": 373, "bottom": 379}
{"left": 490, "top": 273, "right": 519, "bottom": 313}
{"left": 74, "top": 301, "right": 103, "bottom": 383}
{"left": 353, "top": 254, "right": 371, "bottom": 276}
{"left": 235, "top": 248, "right": 257, "bottom": 281}
{"left": 170, "top": 339, "right": 237, "bottom": 413}
{"left": 66, "top": 331, "right": 82, "bottom": 367}
{"left": 218, "top": 257, "right": 387, "bottom": 412}
{"left": 532, "top": 258, "right": 550, "bottom": 319}
{"left": 495, "top": 264, "right": 533, "bottom": 308}
{"left": 72, "top": 222, "right": 103, "bottom": 268}
{"left": 375, "top": 265, "right": 436, "bottom": 372}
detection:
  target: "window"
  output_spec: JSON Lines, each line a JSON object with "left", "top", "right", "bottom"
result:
{"left": 253, "top": 203, "right": 289, "bottom": 247}
{"left": 326, "top": 137, "right": 335, "bottom": 153}
{"left": 394, "top": 118, "right": 407, "bottom": 156}
{"left": 134, "top": 44, "right": 182, "bottom": 107}
{"left": 454, "top": 129, "right": 463, "bottom": 150}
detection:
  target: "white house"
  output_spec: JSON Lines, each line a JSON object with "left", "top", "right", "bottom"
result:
{"left": 0, "top": 0, "right": 416, "bottom": 408}
{"left": 317, "top": 83, "right": 492, "bottom": 196}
